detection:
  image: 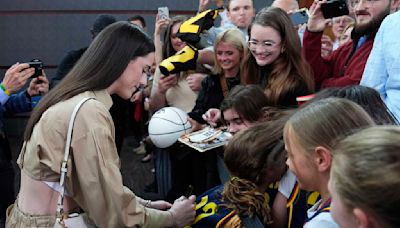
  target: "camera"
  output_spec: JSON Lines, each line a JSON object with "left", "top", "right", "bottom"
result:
{"left": 25, "top": 59, "right": 43, "bottom": 78}
{"left": 321, "top": 0, "right": 349, "bottom": 19}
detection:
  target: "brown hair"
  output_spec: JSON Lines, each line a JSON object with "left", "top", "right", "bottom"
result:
{"left": 162, "top": 15, "right": 188, "bottom": 59}
{"left": 331, "top": 126, "right": 400, "bottom": 227}
{"left": 222, "top": 110, "right": 291, "bottom": 225}
{"left": 310, "top": 85, "right": 398, "bottom": 125}
{"left": 242, "top": 7, "right": 314, "bottom": 106}
{"left": 24, "top": 22, "right": 155, "bottom": 140}
{"left": 220, "top": 85, "right": 269, "bottom": 123}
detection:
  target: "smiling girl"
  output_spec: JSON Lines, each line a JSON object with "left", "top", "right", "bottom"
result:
{"left": 188, "top": 28, "right": 246, "bottom": 130}
{"left": 242, "top": 7, "right": 314, "bottom": 107}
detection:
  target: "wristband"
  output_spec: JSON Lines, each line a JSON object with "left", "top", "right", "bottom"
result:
{"left": 0, "top": 84, "right": 10, "bottom": 96}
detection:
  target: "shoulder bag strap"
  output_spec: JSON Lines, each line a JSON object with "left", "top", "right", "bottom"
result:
{"left": 56, "top": 97, "right": 94, "bottom": 222}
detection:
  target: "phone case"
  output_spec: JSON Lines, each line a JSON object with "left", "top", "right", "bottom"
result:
{"left": 290, "top": 9, "right": 309, "bottom": 25}
{"left": 158, "top": 7, "right": 169, "bottom": 20}
{"left": 321, "top": 0, "right": 349, "bottom": 19}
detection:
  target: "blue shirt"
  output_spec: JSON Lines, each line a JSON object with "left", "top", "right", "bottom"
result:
{"left": 0, "top": 87, "right": 32, "bottom": 133}
{"left": 361, "top": 11, "right": 400, "bottom": 121}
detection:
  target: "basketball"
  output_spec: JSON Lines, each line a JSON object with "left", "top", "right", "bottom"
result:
{"left": 148, "top": 107, "right": 192, "bottom": 148}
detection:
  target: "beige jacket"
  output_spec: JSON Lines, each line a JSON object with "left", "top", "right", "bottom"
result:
{"left": 17, "top": 90, "right": 169, "bottom": 227}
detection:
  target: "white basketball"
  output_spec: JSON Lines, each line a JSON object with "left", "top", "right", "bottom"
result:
{"left": 148, "top": 107, "right": 192, "bottom": 148}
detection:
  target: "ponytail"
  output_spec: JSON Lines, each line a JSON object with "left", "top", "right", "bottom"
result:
{"left": 221, "top": 177, "right": 273, "bottom": 226}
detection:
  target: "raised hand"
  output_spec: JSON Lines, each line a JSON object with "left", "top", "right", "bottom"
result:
{"left": 307, "top": 0, "right": 330, "bottom": 32}
{"left": 27, "top": 71, "right": 49, "bottom": 96}
{"left": 202, "top": 108, "right": 221, "bottom": 127}
{"left": 2, "top": 63, "right": 34, "bottom": 94}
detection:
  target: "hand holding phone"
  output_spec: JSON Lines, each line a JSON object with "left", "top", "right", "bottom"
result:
{"left": 321, "top": 0, "right": 349, "bottom": 19}
{"left": 24, "top": 59, "right": 43, "bottom": 78}
{"left": 158, "top": 7, "right": 170, "bottom": 20}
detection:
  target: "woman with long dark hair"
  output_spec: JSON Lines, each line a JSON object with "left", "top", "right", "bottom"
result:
{"left": 6, "top": 22, "right": 195, "bottom": 228}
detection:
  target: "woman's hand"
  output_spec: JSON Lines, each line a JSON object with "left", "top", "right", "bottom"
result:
{"left": 168, "top": 195, "right": 196, "bottom": 227}
{"left": 154, "top": 14, "right": 170, "bottom": 36}
{"left": 186, "top": 73, "right": 206, "bottom": 92}
{"left": 202, "top": 108, "right": 221, "bottom": 127}
{"left": 158, "top": 75, "right": 177, "bottom": 94}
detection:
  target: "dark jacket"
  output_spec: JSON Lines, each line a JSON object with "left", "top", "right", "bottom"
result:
{"left": 188, "top": 74, "right": 240, "bottom": 124}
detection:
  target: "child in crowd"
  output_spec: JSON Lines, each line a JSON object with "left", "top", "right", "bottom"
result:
{"left": 190, "top": 111, "right": 289, "bottom": 227}
{"left": 330, "top": 126, "right": 400, "bottom": 228}
{"left": 203, "top": 85, "right": 270, "bottom": 135}
{"left": 283, "top": 98, "right": 375, "bottom": 227}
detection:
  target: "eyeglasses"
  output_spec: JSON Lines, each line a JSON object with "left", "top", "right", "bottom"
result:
{"left": 247, "top": 40, "right": 281, "bottom": 51}
{"left": 348, "top": 0, "right": 380, "bottom": 8}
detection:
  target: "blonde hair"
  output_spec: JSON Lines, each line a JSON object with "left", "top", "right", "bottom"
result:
{"left": 331, "top": 126, "right": 400, "bottom": 227}
{"left": 284, "top": 98, "right": 375, "bottom": 153}
{"left": 212, "top": 28, "right": 247, "bottom": 75}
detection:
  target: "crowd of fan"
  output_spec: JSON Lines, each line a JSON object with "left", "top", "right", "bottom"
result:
{"left": 1, "top": 0, "right": 400, "bottom": 227}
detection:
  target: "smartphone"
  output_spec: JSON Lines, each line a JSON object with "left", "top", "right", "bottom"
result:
{"left": 320, "top": 0, "right": 349, "bottom": 19}
{"left": 25, "top": 59, "right": 43, "bottom": 78}
{"left": 158, "top": 6, "right": 169, "bottom": 20}
{"left": 290, "top": 8, "right": 309, "bottom": 25}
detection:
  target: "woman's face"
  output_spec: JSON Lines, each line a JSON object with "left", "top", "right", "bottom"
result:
{"left": 216, "top": 41, "right": 242, "bottom": 74}
{"left": 110, "top": 52, "right": 154, "bottom": 100}
{"left": 223, "top": 108, "right": 253, "bottom": 135}
{"left": 249, "top": 24, "right": 282, "bottom": 66}
{"left": 284, "top": 127, "right": 319, "bottom": 191}
{"left": 170, "top": 22, "right": 186, "bottom": 52}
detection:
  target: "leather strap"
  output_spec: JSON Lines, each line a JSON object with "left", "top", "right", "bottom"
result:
{"left": 56, "top": 97, "right": 94, "bottom": 224}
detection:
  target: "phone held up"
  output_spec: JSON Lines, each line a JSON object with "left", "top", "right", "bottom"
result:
{"left": 290, "top": 8, "right": 309, "bottom": 25}
{"left": 24, "top": 59, "right": 43, "bottom": 78}
{"left": 320, "top": 0, "right": 350, "bottom": 19}
{"left": 158, "top": 6, "right": 170, "bottom": 20}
